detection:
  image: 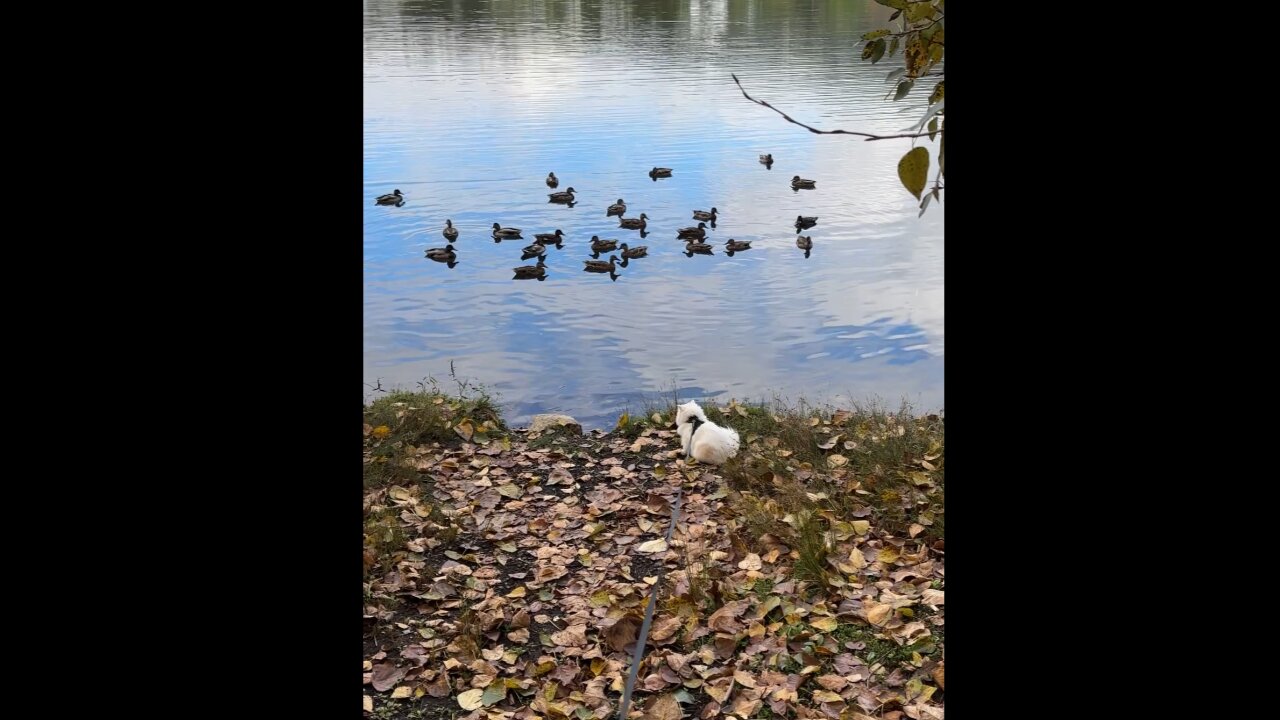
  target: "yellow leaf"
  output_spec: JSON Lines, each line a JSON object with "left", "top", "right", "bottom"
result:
{"left": 507, "top": 586, "right": 527, "bottom": 598}
{"left": 364, "top": 695, "right": 373, "bottom": 712}
{"left": 865, "top": 601, "right": 892, "bottom": 627}
{"left": 812, "top": 690, "right": 844, "bottom": 703}
{"left": 847, "top": 547, "right": 867, "bottom": 570}
{"left": 898, "top": 147, "right": 930, "bottom": 199}
{"left": 878, "top": 547, "right": 900, "bottom": 564}
{"left": 391, "top": 686, "right": 413, "bottom": 699}
{"left": 851, "top": 521, "right": 870, "bottom": 535}
{"left": 372, "top": 425, "right": 391, "bottom": 439}
{"left": 810, "top": 617, "right": 838, "bottom": 633}
{"left": 458, "top": 689, "right": 485, "bottom": 710}
{"left": 637, "top": 539, "right": 669, "bottom": 553}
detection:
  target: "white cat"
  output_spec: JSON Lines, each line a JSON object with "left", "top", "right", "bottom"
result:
{"left": 674, "top": 400, "right": 741, "bottom": 465}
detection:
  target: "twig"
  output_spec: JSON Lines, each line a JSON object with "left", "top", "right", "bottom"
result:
{"left": 732, "top": 74, "right": 941, "bottom": 141}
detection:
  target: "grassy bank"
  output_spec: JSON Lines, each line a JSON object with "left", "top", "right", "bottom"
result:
{"left": 364, "top": 390, "right": 944, "bottom": 720}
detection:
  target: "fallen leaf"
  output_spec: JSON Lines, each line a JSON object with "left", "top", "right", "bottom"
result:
{"left": 738, "top": 553, "right": 763, "bottom": 571}
{"left": 851, "top": 520, "right": 870, "bottom": 535}
{"left": 457, "top": 689, "right": 485, "bottom": 710}
{"left": 932, "top": 662, "right": 945, "bottom": 690}
{"left": 878, "top": 547, "right": 900, "bottom": 564}
{"left": 847, "top": 547, "right": 868, "bottom": 570}
{"left": 391, "top": 686, "right": 413, "bottom": 699}
{"left": 909, "top": 523, "right": 925, "bottom": 538}
{"left": 605, "top": 616, "right": 640, "bottom": 651}
{"left": 551, "top": 624, "right": 589, "bottom": 647}
{"left": 817, "top": 435, "right": 843, "bottom": 450}
{"left": 864, "top": 601, "right": 892, "bottom": 627}
{"left": 827, "top": 454, "right": 849, "bottom": 468}
{"left": 507, "top": 586, "right": 527, "bottom": 598}
{"left": 372, "top": 425, "right": 390, "bottom": 439}
{"left": 426, "top": 671, "right": 451, "bottom": 697}
{"left": 371, "top": 663, "right": 407, "bottom": 692}
{"left": 812, "top": 690, "right": 845, "bottom": 703}
{"left": 482, "top": 679, "right": 507, "bottom": 706}
{"left": 645, "top": 693, "right": 683, "bottom": 720}
{"left": 364, "top": 695, "right": 373, "bottom": 712}
{"left": 922, "top": 589, "right": 945, "bottom": 605}
{"left": 650, "top": 616, "right": 683, "bottom": 643}
{"left": 816, "top": 675, "right": 848, "bottom": 691}
{"left": 638, "top": 539, "right": 669, "bottom": 553}
{"left": 498, "top": 483, "right": 524, "bottom": 499}
{"left": 810, "top": 617, "right": 838, "bottom": 633}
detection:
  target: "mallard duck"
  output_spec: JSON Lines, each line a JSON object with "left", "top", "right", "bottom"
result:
{"left": 677, "top": 222, "right": 708, "bottom": 239}
{"left": 795, "top": 215, "right": 818, "bottom": 231}
{"left": 426, "top": 244, "right": 456, "bottom": 261}
{"left": 649, "top": 167, "right": 673, "bottom": 178}
{"left": 513, "top": 256, "right": 548, "bottom": 279}
{"left": 520, "top": 243, "right": 546, "bottom": 259}
{"left": 619, "top": 212, "right": 648, "bottom": 230}
{"left": 606, "top": 198, "right": 627, "bottom": 216}
{"left": 590, "top": 235, "right": 618, "bottom": 254}
{"left": 725, "top": 239, "right": 752, "bottom": 252}
{"left": 796, "top": 235, "right": 813, "bottom": 258}
{"left": 546, "top": 172, "right": 558, "bottom": 188}
{"left": 376, "top": 189, "right": 403, "bottom": 205}
{"left": 442, "top": 219, "right": 458, "bottom": 241}
{"left": 584, "top": 255, "right": 620, "bottom": 272}
{"left": 684, "top": 240, "right": 714, "bottom": 256}
{"left": 619, "top": 242, "right": 647, "bottom": 259}
{"left": 692, "top": 207, "right": 718, "bottom": 222}
{"left": 548, "top": 187, "right": 577, "bottom": 203}
{"left": 534, "top": 229, "right": 565, "bottom": 246}
{"left": 791, "top": 176, "right": 816, "bottom": 189}
{"left": 492, "top": 223, "right": 523, "bottom": 239}
{"left": 759, "top": 154, "right": 773, "bottom": 164}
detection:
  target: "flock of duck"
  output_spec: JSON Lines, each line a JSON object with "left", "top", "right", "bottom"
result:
{"left": 374, "top": 153, "right": 820, "bottom": 282}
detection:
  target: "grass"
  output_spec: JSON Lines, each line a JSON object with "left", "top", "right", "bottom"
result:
{"left": 363, "top": 384, "right": 504, "bottom": 490}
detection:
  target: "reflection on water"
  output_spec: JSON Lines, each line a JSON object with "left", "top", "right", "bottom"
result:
{"left": 364, "top": 0, "right": 943, "bottom": 429}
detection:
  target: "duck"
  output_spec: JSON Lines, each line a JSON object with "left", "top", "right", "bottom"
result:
{"left": 546, "top": 172, "right": 558, "bottom": 188}
{"left": 692, "top": 207, "right": 718, "bottom": 222}
{"left": 684, "top": 240, "right": 714, "bottom": 256}
{"left": 376, "top": 189, "right": 403, "bottom": 205}
{"left": 426, "top": 244, "right": 456, "bottom": 262}
{"left": 677, "top": 222, "right": 708, "bottom": 239}
{"left": 606, "top": 198, "right": 627, "bottom": 216}
{"left": 548, "top": 186, "right": 577, "bottom": 203}
{"left": 649, "top": 167, "right": 673, "bottom": 179}
{"left": 619, "top": 242, "right": 647, "bottom": 259}
{"left": 590, "top": 235, "right": 619, "bottom": 255}
{"left": 492, "top": 223, "right": 523, "bottom": 239}
{"left": 759, "top": 154, "right": 773, "bottom": 165}
{"left": 619, "top": 212, "right": 648, "bottom": 230}
{"left": 520, "top": 243, "right": 547, "bottom": 259}
{"left": 442, "top": 219, "right": 459, "bottom": 241}
{"left": 725, "top": 238, "right": 752, "bottom": 253}
{"left": 534, "top": 229, "right": 565, "bottom": 246}
{"left": 795, "top": 215, "right": 818, "bottom": 231}
{"left": 584, "top": 255, "right": 620, "bottom": 272}
{"left": 797, "top": 235, "right": 813, "bottom": 258}
{"left": 791, "top": 176, "right": 817, "bottom": 189}
{"left": 513, "top": 256, "right": 548, "bottom": 280}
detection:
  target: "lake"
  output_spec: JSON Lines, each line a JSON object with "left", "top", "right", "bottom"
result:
{"left": 364, "top": 0, "right": 944, "bottom": 430}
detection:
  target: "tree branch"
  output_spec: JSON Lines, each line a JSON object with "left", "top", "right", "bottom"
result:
{"left": 732, "top": 74, "right": 941, "bottom": 141}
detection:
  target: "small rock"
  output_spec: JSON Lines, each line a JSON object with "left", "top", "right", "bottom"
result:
{"left": 529, "top": 414, "right": 582, "bottom": 435}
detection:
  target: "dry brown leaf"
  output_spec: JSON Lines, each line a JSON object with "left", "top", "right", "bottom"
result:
{"left": 816, "top": 675, "right": 848, "bottom": 691}
{"left": 811, "top": 690, "right": 844, "bottom": 703}
{"left": 391, "top": 686, "right": 413, "bottom": 699}
{"left": 650, "top": 616, "right": 683, "bottom": 643}
{"left": 864, "top": 601, "right": 892, "bottom": 627}
{"left": 705, "top": 677, "right": 735, "bottom": 704}
{"left": 426, "top": 671, "right": 451, "bottom": 697}
{"left": 810, "top": 617, "right": 838, "bottom": 633}
{"left": 738, "top": 553, "right": 763, "bottom": 571}
{"left": 922, "top": 589, "right": 945, "bottom": 605}
{"left": 364, "top": 695, "right": 373, "bottom": 713}
{"left": 371, "top": 663, "right": 407, "bottom": 692}
{"left": 707, "top": 599, "right": 751, "bottom": 633}
{"left": 507, "top": 627, "right": 530, "bottom": 644}
{"left": 551, "top": 624, "right": 589, "bottom": 647}
{"left": 728, "top": 693, "right": 762, "bottom": 718}
{"left": 908, "top": 523, "right": 925, "bottom": 538}
{"left": 645, "top": 692, "right": 683, "bottom": 720}
{"left": 827, "top": 454, "right": 848, "bottom": 468}
{"left": 604, "top": 616, "right": 640, "bottom": 651}
{"left": 932, "top": 662, "right": 944, "bottom": 690}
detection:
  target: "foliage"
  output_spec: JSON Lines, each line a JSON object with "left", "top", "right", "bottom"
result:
{"left": 863, "top": 0, "right": 944, "bottom": 215}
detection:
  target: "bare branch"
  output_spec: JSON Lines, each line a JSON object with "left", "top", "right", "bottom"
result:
{"left": 731, "top": 74, "right": 941, "bottom": 141}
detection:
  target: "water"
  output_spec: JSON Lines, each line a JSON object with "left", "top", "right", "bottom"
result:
{"left": 364, "top": 0, "right": 944, "bottom": 430}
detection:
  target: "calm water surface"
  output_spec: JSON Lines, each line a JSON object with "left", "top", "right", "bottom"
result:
{"left": 364, "top": 0, "right": 944, "bottom": 429}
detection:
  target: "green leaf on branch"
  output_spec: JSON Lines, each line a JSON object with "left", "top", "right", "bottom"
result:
{"left": 894, "top": 80, "right": 914, "bottom": 101}
{"left": 898, "top": 147, "right": 930, "bottom": 200}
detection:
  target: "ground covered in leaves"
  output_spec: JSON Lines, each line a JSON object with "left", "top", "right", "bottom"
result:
{"left": 364, "top": 392, "right": 944, "bottom": 720}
